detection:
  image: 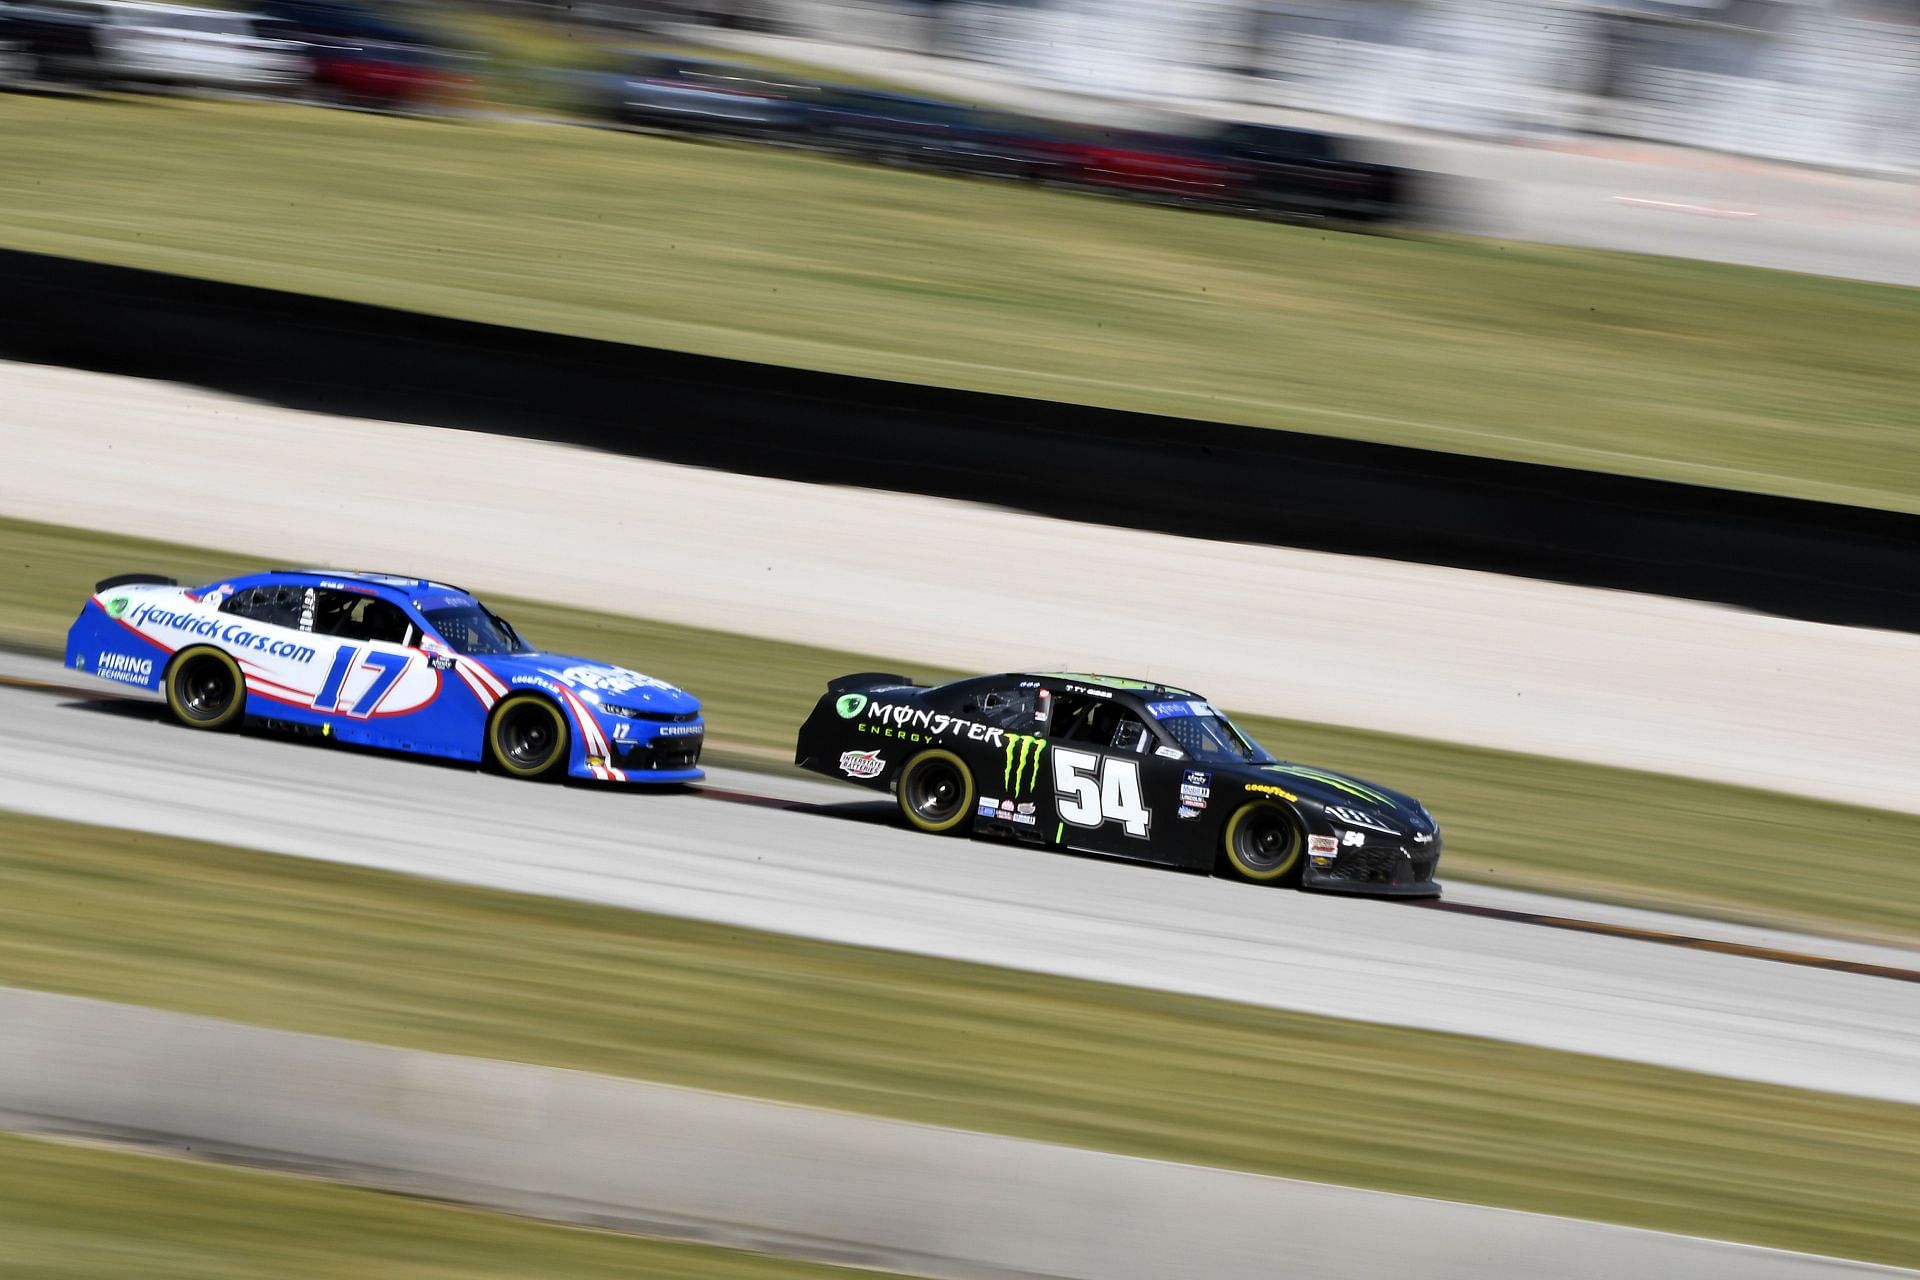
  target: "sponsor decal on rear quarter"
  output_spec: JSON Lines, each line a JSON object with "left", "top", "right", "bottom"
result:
{"left": 839, "top": 749, "right": 886, "bottom": 779}
{"left": 94, "top": 652, "right": 153, "bottom": 684}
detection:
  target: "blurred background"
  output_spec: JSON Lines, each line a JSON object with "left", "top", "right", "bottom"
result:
{"left": 3, "top": 0, "right": 1920, "bottom": 1277}
{"left": 7, "top": 0, "right": 1920, "bottom": 188}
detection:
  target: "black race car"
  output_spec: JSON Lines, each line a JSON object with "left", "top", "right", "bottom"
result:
{"left": 795, "top": 671, "right": 1441, "bottom": 895}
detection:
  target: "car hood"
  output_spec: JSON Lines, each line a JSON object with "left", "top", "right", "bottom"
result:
{"left": 1227, "top": 761, "right": 1433, "bottom": 833}
{"left": 479, "top": 652, "right": 701, "bottom": 716}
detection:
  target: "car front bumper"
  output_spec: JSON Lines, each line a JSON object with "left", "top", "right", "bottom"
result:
{"left": 1302, "top": 839, "right": 1441, "bottom": 897}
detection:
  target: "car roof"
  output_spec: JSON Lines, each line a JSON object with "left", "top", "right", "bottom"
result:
{"left": 1020, "top": 671, "right": 1204, "bottom": 699}
{"left": 263, "top": 568, "right": 476, "bottom": 598}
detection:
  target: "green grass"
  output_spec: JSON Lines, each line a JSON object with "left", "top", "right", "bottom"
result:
{"left": 1, "top": 812, "right": 1916, "bottom": 1267}
{"left": 0, "top": 1130, "right": 907, "bottom": 1279}
{"left": 8, "top": 510, "right": 1920, "bottom": 943}
{"left": 3, "top": 96, "right": 1918, "bottom": 510}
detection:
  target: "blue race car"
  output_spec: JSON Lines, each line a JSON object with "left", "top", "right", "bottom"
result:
{"left": 66, "top": 569, "right": 704, "bottom": 783}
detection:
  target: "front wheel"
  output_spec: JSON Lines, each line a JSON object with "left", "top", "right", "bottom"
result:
{"left": 896, "top": 749, "right": 975, "bottom": 835}
{"left": 1219, "top": 801, "right": 1304, "bottom": 884}
{"left": 164, "top": 646, "right": 246, "bottom": 730}
{"left": 487, "top": 694, "right": 571, "bottom": 780}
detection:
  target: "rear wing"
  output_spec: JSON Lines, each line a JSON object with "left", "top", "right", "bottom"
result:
{"left": 94, "top": 573, "right": 177, "bottom": 593}
{"left": 826, "top": 671, "right": 918, "bottom": 694}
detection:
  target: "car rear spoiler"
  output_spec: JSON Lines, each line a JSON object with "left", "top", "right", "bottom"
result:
{"left": 827, "top": 671, "right": 917, "bottom": 693}
{"left": 94, "top": 573, "right": 178, "bottom": 593}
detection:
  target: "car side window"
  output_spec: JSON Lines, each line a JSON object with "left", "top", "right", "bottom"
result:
{"left": 1052, "top": 693, "right": 1156, "bottom": 752}
{"left": 971, "top": 687, "right": 1039, "bottom": 730}
{"left": 311, "top": 589, "right": 413, "bottom": 645}
{"left": 1110, "top": 718, "right": 1152, "bottom": 755}
{"left": 220, "top": 584, "right": 306, "bottom": 629}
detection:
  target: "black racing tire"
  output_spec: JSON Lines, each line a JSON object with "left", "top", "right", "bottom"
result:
{"left": 896, "top": 749, "right": 975, "bottom": 835}
{"left": 163, "top": 646, "right": 246, "bottom": 730}
{"left": 486, "top": 693, "right": 571, "bottom": 781}
{"left": 1219, "top": 801, "right": 1305, "bottom": 885}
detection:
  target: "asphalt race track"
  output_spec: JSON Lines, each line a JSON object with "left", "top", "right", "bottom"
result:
{"left": 8, "top": 361, "right": 1920, "bottom": 813}
{"left": 4, "top": 656, "right": 1916, "bottom": 1104}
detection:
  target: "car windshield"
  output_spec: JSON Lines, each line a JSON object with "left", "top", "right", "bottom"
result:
{"left": 1147, "top": 700, "right": 1274, "bottom": 765}
{"left": 422, "top": 604, "right": 532, "bottom": 656}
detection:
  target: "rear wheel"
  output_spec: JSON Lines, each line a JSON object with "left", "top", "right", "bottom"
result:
{"left": 164, "top": 646, "right": 246, "bottom": 730}
{"left": 1219, "top": 801, "right": 1304, "bottom": 884}
{"left": 487, "top": 694, "right": 570, "bottom": 780}
{"left": 896, "top": 749, "right": 975, "bottom": 835}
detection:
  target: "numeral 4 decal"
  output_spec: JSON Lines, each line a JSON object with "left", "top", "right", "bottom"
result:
{"left": 1051, "top": 748, "right": 1152, "bottom": 839}
{"left": 313, "top": 645, "right": 410, "bottom": 717}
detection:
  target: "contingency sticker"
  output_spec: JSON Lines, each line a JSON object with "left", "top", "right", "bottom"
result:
{"left": 839, "top": 749, "right": 886, "bottom": 779}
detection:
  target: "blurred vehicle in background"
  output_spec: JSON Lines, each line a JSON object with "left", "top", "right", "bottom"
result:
{"left": 575, "top": 46, "right": 1423, "bottom": 225}
{"left": 257, "top": 0, "right": 462, "bottom": 110}
{"left": 1036, "top": 121, "right": 1420, "bottom": 223}
{"left": 803, "top": 87, "right": 1055, "bottom": 180}
{"left": 0, "top": 0, "right": 305, "bottom": 90}
{"left": 87, "top": 1, "right": 305, "bottom": 90}
{"left": 604, "top": 51, "right": 816, "bottom": 140}
{"left": 0, "top": 0, "right": 1427, "bottom": 229}
{"left": 0, "top": 0, "right": 106, "bottom": 85}
{"left": 255, "top": 0, "right": 419, "bottom": 47}
{"left": 1039, "top": 125, "right": 1237, "bottom": 207}
{"left": 306, "top": 35, "right": 456, "bottom": 109}
{"left": 0, "top": 0, "right": 321, "bottom": 94}
{"left": 0, "top": 23, "right": 23, "bottom": 83}
{"left": 1204, "top": 123, "right": 1414, "bottom": 223}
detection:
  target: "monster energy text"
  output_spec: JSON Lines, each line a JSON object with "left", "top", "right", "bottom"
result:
{"left": 854, "top": 701, "right": 1006, "bottom": 748}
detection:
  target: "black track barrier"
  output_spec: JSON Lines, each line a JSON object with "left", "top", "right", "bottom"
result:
{"left": 4, "top": 247, "right": 1917, "bottom": 632}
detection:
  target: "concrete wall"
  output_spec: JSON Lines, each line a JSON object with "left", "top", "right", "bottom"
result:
{"left": 1, "top": 986, "right": 1910, "bottom": 1280}
{"left": 7, "top": 248, "right": 1920, "bottom": 635}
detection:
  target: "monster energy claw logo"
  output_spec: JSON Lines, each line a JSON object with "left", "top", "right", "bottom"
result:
{"left": 835, "top": 694, "right": 868, "bottom": 719}
{"left": 1004, "top": 734, "right": 1046, "bottom": 797}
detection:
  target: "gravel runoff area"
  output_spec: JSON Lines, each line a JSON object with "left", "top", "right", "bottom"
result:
{"left": 5, "top": 359, "right": 1919, "bottom": 813}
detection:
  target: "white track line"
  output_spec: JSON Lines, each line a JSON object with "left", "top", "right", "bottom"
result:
{"left": 1612, "top": 196, "right": 1761, "bottom": 218}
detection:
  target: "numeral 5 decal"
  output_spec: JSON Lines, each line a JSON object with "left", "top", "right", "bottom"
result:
{"left": 313, "top": 645, "right": 410, "bottom": 717}
{"left": 1051, "top": 748, "right": 1152, "bottom": 838}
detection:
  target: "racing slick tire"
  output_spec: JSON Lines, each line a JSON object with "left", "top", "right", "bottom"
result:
{"left": 896, "top": 749, "right": 975, "bottom": 835}
{"left": 1219, "top": 800, "right": 1305, "bottom": 885}
{"left": 163, "top": 646, "right": 246, "bottom": 731}
{"left": 486, "top": 693, "right": 571, "bottom": 781}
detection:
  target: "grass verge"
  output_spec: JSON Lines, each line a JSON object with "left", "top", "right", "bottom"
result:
{"left": 0, "top": 811, "right": 1916, "bottom": 1267}
{"left": 0, "top": 1130, "right": 905, "bottom": 1279}
{"left": 2, "top": 95, "right": 1917, "bottom": 511}
{"left": 7, "top": 511, "right": 1920, "bottom": 942}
